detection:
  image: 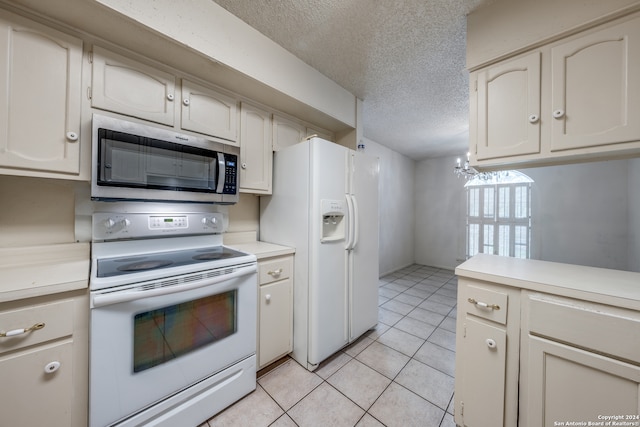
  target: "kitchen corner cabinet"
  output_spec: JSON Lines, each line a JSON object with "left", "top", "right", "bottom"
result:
{"left": 257, "top": 255, "right": 293, "bottom": 369}
{"left": 0, "top": 10, "right": 83, "bottom": 178}
{"left": 470, "top": 12, "right": 640, "bottom": 168}
{"left": 454, "top": 280, "right": 521, "bottom": 427}
{"left": 0, "top": 290, "right": 88, "bottom": 427}
{"left": 240, "top": 102, "right": 272, "bottom": 194}
{"left": 272, "top": 114, "right": 306, "bottom": 151}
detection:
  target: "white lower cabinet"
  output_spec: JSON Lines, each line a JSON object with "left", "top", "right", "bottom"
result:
{"left": 257, "top": 255, "right": 293, "bottom": 369}
{"left": 520, "top": 293, "right": 640, "bottom": 427}
{"left": 0, "top": 291, "right": 88, "bottom": 427}
{"left": 454, "top": 280, "right": 520, "bottom": 427}
{"left": 455, "top": 275, "right": 640, "bottom": 427}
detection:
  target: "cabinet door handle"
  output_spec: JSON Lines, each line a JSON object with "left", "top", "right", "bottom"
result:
{"left": 485, "top": 338, "right": 497, "bottom": 349}
{"left": 0, "top": 322, "right": 45, "bottom": 337}
{"left": 268, "top": 268, "right": 283, "bottom": 276}
{"left": 468, "top": 298, "right": 500, "bottom": 310}
{"left": 528, "top": 114, "right": 539, "bottom": 124}
{"left": 552, "top": 109, "right": 565, "bottom": 119}
{"left": 66, "top": 131, "right": 79, "bottom": 142}
{"left": 167, "top": 93, "right": 174, "bottom": 101}
{"left": 265, "top": 294, "right": 271, "bottom": 302}
{"left": 183, "top": 98, "right": 190, "bottom": 106}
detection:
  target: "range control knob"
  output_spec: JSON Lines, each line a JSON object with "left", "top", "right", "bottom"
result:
{"left": 104, "top": 217, "right": 130, "bottom": 232}
{"left": 201, "top": 216, "right": 218, "bottom": 227}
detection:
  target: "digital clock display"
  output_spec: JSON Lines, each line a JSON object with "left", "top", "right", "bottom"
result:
{"left": 164, "top": 218, "right": 173, "bottom": 223}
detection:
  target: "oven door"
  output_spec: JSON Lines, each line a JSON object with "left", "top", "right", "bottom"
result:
{"left": 89, "top": 264, "right": 257, "bottom": 427}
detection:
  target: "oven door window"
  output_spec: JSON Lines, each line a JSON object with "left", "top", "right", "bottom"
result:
{"left": 98, "top": 129, "right": 218, "bottom": 192}
{"left": 133, "top": 290, "right": 237, "bottom": 372}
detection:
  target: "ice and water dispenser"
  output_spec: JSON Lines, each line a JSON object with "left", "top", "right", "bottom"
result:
{"left": 320, "top": 199, "right": 346, "bottom": 243}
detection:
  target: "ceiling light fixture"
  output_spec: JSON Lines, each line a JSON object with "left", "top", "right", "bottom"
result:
{"left": 453, "top": 152, "right": 496, "bottom": 181}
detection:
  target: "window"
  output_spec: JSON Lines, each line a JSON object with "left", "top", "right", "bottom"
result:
{"left": 465, "top": 171, "right": 533, "bottom": 259}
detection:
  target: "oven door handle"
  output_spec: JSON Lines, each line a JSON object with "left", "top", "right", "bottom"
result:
{"left": 91, "top": 264, "right": 257, "bottom": 308}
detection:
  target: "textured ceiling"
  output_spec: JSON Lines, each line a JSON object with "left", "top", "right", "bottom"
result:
{"left": 212, "top": 0, "right": 490, "bottom": 160}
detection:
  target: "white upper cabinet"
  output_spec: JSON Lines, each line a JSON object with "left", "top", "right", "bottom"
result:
{"left": 91, "top": 46, "right": 176, "bottom": 126}
{"left": 272, "top": 114, "right": 306, "bottom": 151}
{"left": 0, "top": 11, "right": 82, "bottom": 177}
{"left": 549, "top": 16, "right": 640, "bottom": 151}
{"left": 181, "top": 79, "right": 238, "bottom": 143}
{"left": 475, "top": 52, "right": 541, "bottom": 160}
{"left": 470, "top": 12, "right": 640, "bottom": 168}
{"left": 239, "top": 102, "right": 272, "bottom": 194}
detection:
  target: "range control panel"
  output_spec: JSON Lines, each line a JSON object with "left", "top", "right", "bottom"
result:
{"left": 93, "top": 212, "right": 225, "bottom": 241}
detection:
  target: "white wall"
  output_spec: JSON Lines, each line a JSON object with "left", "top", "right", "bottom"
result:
{"left": 362, "top": 137, "right": 416, "bottom": 276}
{"left": 415, "top": 156, "right": 467, "bottom": 270}
{"left": 629, "top": 158, "right": 640, "bottom": 272}
{"left": 415, "top": 156, "right": 636, "bottom": 271}
{"left": 527, "top": 159, "right": 630, "bottom": 270}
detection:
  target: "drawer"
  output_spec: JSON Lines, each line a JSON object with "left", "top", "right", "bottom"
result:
{"left": 527, "top": 293, "right": 640, "bottom": 364}
{"left": 462, "top": 283, "right": 508, "bottom": 325}
{"left": 259, "top": 256, "right": 292, "bottom": 285}
{"left": 0, "top": 299, "right": 73, "bottom": 355}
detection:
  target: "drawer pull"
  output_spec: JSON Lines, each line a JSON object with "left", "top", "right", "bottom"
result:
{"left": 468, "top": 298, "right": 500, "bottom": 311}
{"left": 268, "top": 268, "right": 283, "bottom": 276}
{"left": 0, "top": 322, "right": 45, "bottom": 338}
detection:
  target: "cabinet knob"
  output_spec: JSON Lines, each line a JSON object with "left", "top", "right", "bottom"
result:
{"left": 183, "top": 98, "right": 190, "bottom": 106}
{"left": 241, "top": 162, "right": 247, "bottom": 169}
{"left": 486, "top": 338, "right": 497, "bottom": 349}
{"left": 66, "top": 131, "right": 79, "bottom": 142}
{"left": 167, "top": 94, "right": 174, "bottom": 101}
{"left": 44, "top": 361, "right": 61, "bottom": 374}
{"left": 528, "top": 114, "right": 539, "bottom": 124}
{"left": 265, "top": 294, "right": 271, "bottom": 302}
{"left": 552, "top": 109, "right": 565, "bottom": 119}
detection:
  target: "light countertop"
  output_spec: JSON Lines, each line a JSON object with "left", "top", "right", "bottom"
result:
{"left": 0, "top": 242, "right": 90, "bottom": 303}
{"left": 456, "top": 254, "right": 640, "bottom": 310}
{"left": 227, "top": 240, "right": 295, "bottom": 260}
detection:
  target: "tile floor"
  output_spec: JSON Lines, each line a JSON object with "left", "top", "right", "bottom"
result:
{"left": 203, "top": 264, "right": 458, "bottom": 427}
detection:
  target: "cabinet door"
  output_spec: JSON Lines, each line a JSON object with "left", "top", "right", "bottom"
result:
{"left": 525, "top": 335, "right": 640, "bottom": 427}
{"left": 0, "top": 13, "right": 82, "bottom": 175}
{"left": 181, "top": 79, "right": 237, "bottom": 142}
{"left": 550, "top": 15, "right": 640, "bottom": 151}
{"left": 458, "top": 316, "right": 507, "bottom": 427}
{"left": 476, "top": 52, "right": 541, "bottom": 160}
{"left": 272, "top": 114, "right": 306, "bottom": 151}
{"left": 240, "top": 103, "right": 272, "bottom": 194}
{"left": 91, "top": 46, "right": 176, "bottom": 126}
{"left": 0, "top": 340, "right": 73, "bottom": 427}
{"left": 258, "top": 279, "right": 293, "bottom": 369}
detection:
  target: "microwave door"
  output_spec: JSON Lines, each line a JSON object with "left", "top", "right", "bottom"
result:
{"left": 101, "top": 136, "right": 146, "bottom": 185}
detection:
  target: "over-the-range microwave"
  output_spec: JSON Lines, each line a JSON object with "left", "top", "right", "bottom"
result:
{"left": 91, "top": 114, "right": 239, "bottom": 204}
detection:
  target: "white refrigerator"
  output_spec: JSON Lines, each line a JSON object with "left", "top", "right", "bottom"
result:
{"left": 260, "top": 137, "right": 379, "bottom": 370}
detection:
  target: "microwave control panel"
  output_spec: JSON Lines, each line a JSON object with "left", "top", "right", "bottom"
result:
{"left": 223, "top": 154, "right": 238, "bottom": 194}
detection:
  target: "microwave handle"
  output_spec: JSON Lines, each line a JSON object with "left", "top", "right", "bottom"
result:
{"left": 216, "top": 153, "right": 225, "bottom": 193}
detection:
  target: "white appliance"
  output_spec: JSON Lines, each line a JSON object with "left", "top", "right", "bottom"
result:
{"left": 260, "top": 137, "right": 379, "bottom": 370}
{"left": 89, "top": 212, "right": 257, "bottom": 427}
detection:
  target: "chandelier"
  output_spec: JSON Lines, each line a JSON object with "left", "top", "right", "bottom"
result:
{"left": 453, "top": 153, "right": 497, "bottom": 181}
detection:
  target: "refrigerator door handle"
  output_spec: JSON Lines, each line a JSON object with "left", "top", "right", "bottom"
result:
{"left": 345, "top": 194, "right": 355, "bottom": 250}
{"left": 351, "top": 195, "right": 359, "bottom": 250}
